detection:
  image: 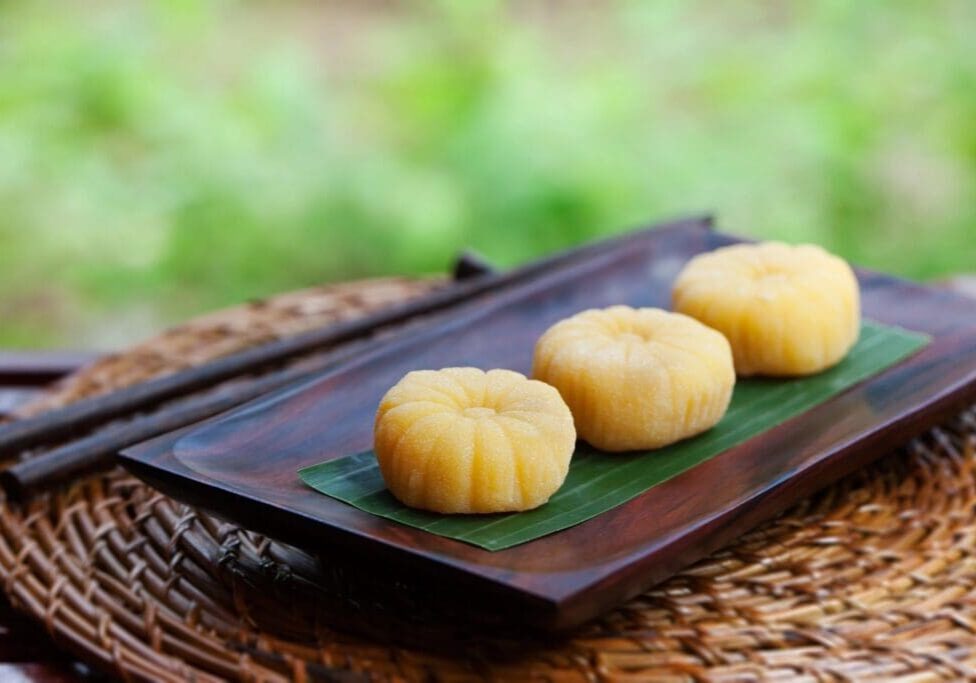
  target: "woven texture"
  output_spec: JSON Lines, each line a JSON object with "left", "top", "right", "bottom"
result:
{"left": 2, "top": 277, "right": 975, "bottom": 682}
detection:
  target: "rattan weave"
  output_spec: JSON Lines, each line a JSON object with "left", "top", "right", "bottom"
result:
{"left": 2, "top": 277, "right": 975, "bottom": 682}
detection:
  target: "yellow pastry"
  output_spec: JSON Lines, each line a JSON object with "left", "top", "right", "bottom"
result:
{"left": 373, "top": 367, "right": 576, "bottom": 514}
{"left": 532, "top": 306, "right": 735, "bottom": 452}
{"left": 672, "top": 242, "right": 860, "bottom": 376}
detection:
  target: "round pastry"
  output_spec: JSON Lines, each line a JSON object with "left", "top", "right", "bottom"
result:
{"left": 373, "top": 367, "right": 576, "bottom": 514}
{"left": 672, "top": 242, "right": 860, "bottom": 376}
{"left": 532, "top": 306, "right": 735, "bottom": 452}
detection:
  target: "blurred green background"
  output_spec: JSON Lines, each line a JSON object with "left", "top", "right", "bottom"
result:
{"left": 0, "top": 1, "right": 973, "bottom": 349}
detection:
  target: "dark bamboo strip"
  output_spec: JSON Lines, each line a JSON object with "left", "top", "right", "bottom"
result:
{"left": 0, "top": 216, "right": 710, "bottom": 458}
{"left": 0, "top": 349, "right": 372, "bottom": 500}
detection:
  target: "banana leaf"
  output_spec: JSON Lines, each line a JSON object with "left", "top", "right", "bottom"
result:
{"left": 299, "top": 321, "right": 928, "bottom": 551}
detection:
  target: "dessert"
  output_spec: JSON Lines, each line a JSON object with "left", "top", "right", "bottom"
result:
{"left": 373, "top": 367, "right": 576, "bottom": 513}
{"left": 533, "top": 306, "right": 735, "bottom": 451}
{"left": 672, "top": 242, "right": 860, "bottom": 376}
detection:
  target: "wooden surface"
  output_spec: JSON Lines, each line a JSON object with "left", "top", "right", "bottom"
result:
{"left": 119, "top": 223, "right": 976, "bottom": 632}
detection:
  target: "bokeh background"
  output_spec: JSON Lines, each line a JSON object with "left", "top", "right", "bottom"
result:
{"left": 1, "top": 1, "right": 974, "bottom": 349}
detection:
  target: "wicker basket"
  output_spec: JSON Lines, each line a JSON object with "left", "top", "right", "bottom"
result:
{"left": 2, "top": 277, "right": 975, "bottom": 682}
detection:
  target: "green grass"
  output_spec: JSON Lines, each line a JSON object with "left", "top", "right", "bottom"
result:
{"left": 0, "top": 1, "right": 974, "bottom": 348}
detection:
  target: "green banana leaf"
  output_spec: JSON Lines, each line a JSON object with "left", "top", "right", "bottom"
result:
{"left": 299, "top": 321, "right": 928, "bottom": 551}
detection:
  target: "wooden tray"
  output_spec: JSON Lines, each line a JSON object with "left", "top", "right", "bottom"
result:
{"left": 120, "top": 222, "right": 976, "bottom": 631}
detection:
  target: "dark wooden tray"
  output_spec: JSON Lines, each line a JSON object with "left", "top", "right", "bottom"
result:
{"left": 120, "top": 222, "right": 976, "bottom": 631}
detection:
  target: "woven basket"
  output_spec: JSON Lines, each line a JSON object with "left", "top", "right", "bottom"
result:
{"left": 2, "top": 277, "right": 975, "bottom": 682}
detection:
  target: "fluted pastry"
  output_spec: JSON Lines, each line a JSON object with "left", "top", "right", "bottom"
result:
{"left": 533, "top": 306, "right": 735, "bottom": 451}
{"left": 673, "top": 242, "right": 860, "bottom": 376}
{"left": 374, "top": 367, "right": 576, "bottom": 513}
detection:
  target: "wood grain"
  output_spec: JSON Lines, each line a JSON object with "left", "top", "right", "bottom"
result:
{"left": 120, "top": 222, "right": 976, "bottom": 631}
